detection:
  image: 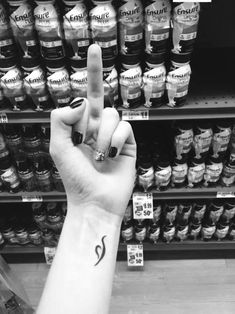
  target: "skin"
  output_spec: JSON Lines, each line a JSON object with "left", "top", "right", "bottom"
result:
{"left": 36, "top": 44, "right": 136, "bottom": 314}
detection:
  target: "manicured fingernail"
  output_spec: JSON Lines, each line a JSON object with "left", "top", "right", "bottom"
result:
{"left": 72, "top": 132, "right": 83, "bottom": 145}
{"left": 70, "top": 98, "right": 85, "bottom": 109}
{"left": 109, "top": 147, "right": 118, "bottom": 158}
{"left": 95, "top": 150, "right": 105, "bottom": 161}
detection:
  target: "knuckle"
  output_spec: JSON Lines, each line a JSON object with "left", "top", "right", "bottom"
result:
{"left": 103, "top": 107, "right": 120, "bottom": 120}
{"left": 50, "top": 108, "right": 61, "bottom": 123}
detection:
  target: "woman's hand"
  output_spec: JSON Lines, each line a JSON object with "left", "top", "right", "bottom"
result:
{"left": 50, "top": 44, "right": 136, "bottom": 219}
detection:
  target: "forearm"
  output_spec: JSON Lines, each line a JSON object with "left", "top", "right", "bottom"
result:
{"left": 37, "top": 204, "right": 122, "bottom": 314}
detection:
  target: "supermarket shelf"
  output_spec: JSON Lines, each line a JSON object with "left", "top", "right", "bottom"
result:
{"left": 134, "top": 186, "right": 235, "bottom": 200}
{"left": 1, "top": 241, "right": 235, "bottom": 263}
{"left": 0, "top": 186, "right": 235, "bottom": 203}
{"left": 1, "top": 93, "right": 235, "bottom": 124}
{"left": 120, "top": 93, "right": 235, "bottom": 121}
{"left": 0, "top": 191, "right": 66, "bottom": 203}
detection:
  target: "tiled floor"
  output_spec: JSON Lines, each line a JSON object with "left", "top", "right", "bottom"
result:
{"left": 9, "top": 259, "right": 235, "bottom": 313}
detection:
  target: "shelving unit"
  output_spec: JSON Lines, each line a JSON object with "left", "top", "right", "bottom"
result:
{"left": 2, "top": 240, "right": 235, "bottom": 263}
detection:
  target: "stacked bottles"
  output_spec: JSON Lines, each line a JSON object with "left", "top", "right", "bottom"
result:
{"left": 0, "top": 124, "right": 65, "bottom": 193}
{"left": 136, "top": 120, "right": 234, "bottom": 191}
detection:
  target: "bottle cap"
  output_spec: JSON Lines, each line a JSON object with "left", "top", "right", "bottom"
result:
{"left": 196, "top": 121, "right": 213, "bottom": 131}
{"left": 208, "top": 155, "right": 223, "bottom": 163}
{"left": 70, "top": 58, "right": 87, "bottom": 69}
{"left": 121, "top": 54, "right": 140, "bottom": 67}
{"left": 0, "top": 57, "right": 17, "bottom": 69}
{"left": 171, "top": 51, "right": 192, "bottom": 66}
{"left": 215, "top": 121, "right": 231, "bottom": 129}
{"left": 145, "top": 52, "right": 165, "bottom": 66}
{"left": 21, "top": 57, "right": 41, "bottom": 70}
{"left": 45, "top": 58, "right": 65, "bottom": 70}
{"left": 174, "top": 155, "right": 188, "bottom": 164}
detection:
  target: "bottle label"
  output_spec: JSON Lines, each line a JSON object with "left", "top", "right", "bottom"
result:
{"left": 204, "top": 162, "right": 223, "bottom": 183}
{"left": 190, "top": 225, "right": 201, "bottom": 237}
{"left": 155, "top": 166, "right": 172, "bottom": 187}
{"left": 175, "top": 129, "right": 194, "bottom": 155}
{"left": 47, "top": 69, "right": 71, "bottom": 106}
{"left": 24, "top": 137, "right": 41, "bottom": 149}
{"left": 202, "top": 226, "right": 215, "bottom": 238}
{"left": 177, "top": 226, "right": 188, "bottom": 240}
{"left": 172, "top": 163, "right": 188, "bottom": 184}
{"left": 135, "top": 227, "right": 146, "bottom": 242}
{"left": 165, "top": 207, "right": 177, "bottom": 222}
{"left": 172, "top": 3, "right": 200, "bottom": 53}
{"left": 1, "top": 166, "right": 20, "bottom": 189}
{"left": 149, "top": 228, "right": 160, "bottom": 241}
{"left": 70, "top": 69, "right": 87, "bottom": 98}
{"left": 163, "top": 227, "right": 175, "bottom": 240}
{"left": 24, "top": 68, "right": 47, "bottom": 95}
{"left": 213, "top": 128, "right": 231, "bottom": 153}
{"left": 143, "top": 66, "right": 166, "bottom": 107}
{"left": 120, "top": 66, "right": 142, "bottom": 107}
{"left": 224, "top": 206, "right": 235, "bottom": 220}
{"left": 1, "top": 68, "right": 24, "bottom": 96}
{"left": 104, "top": 67, "right": 119, "bottom": 106}
{"left": 90, "top": 3, "right": 117, "bottom": 58}
{"left": 215, "top": 226, "right": 229, "bottom": 239}
{"left": 121, "top": 226, "right": 133, "bottom": 241}
{"left": 34, "top": 3, "right": 64, "bottom": 58}
{"left": 63, "top": 2, "right": 90, "bottom": 57}
{"left": 188, "top": 163, "right": 205, "bottom": 185}
{"left": 145, "top": 0, "right": 171, "bottom": 52}
{"left": 138, "top": 167, "right": 155, "bottom": 190}
{"left": 193, "top": 205, "right": 206, "bottom": 220}
{"left": 19, "top": 170, "right": 34, "bottom": 180}
{"left": 153, "top": 205, "right": 161, "bottom": 222}
{"left": 194, "top": 128, "right": 213, "bottom": 156}
{"left": 210, "top": 206, "right": 224, "bottom": 222}
{"left": 167, "top": 64, "right": 191, "bottom": 107}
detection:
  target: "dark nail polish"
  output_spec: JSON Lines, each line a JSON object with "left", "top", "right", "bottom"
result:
{"left": 109, "top": 147, "right": 118, "bottom": 158}
{"left": 70, "top": 98, "right": 84, "bottom": 109}
{"left": 72, "top": 132, "right": 83, "bottom": 145}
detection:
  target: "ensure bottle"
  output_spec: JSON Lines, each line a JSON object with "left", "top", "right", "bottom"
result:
{"left": 22, "top": 58, "right": 53, "bottom": 111}
{"left": 63, "top": 0, "right": 90, "bottom": 60}
{"left": 90, "top": 0, "right": 118, "bottom": 60}
{"left": 34, "top": 0, "right": 65, "bottom": 59}
{"left": 143, "top": 53, "right": 166, "bottom": 108}
{"left": 120, "top": 55, "right": 142, "bottom": 108}
{"left": 119, "top": 0, "right": 143, "bottom": 55}
{"left": 103, "top": 58, "right": 118, "bottom": 107}
{"left": 0, "top": 59, "right": 28, "bottom": 110}
{"left": 46, "top": 58, "right": 71, "bottom": 107}
{"left": 144, "top": 0, "right": 171, "bottom": 54}
{"left": 0, "top": 3, "right": 16, "bottom": 59}
{"left": 70, "top": 59, "right": 88, "bottom": 99}
{"left": 8, "top": 0, "right": 39, "bottom": 58}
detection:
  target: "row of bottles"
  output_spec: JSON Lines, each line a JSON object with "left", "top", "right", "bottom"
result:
{"left": 0, "top": 124, "right": 65, "bottom": 193}
{"left": 121, "top": 199, "right": 235, "bottom": 243}
{"left": 0, "top": 1, "right": 201, "bottom": 61}
{"left": 136, "top": 121, "right": 235, "bottom": 191}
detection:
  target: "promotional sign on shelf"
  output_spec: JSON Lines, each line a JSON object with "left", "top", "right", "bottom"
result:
{"left": 133, "top": 192, "right": 153, "bottom": 219}
{"left": 127, "top": 244, "right": 144, "bottom": 267}
{"left": 122, "top": 110, "right": 149, "bottom": 121}
{"left": 44, "top": 247, "right": 57, "bottom": 265}
{"left": 22, "top": 196, "right": 43, "bottom": 202}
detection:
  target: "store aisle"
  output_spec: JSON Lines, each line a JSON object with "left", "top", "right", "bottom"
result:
{"left": 10, "top": 259, "right": 235, "bottom": 314}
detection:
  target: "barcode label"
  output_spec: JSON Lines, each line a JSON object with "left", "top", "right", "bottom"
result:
{"left": 0, "top": 113, "right": 8, "bottom": 123}
{"left": 217, "top": 192, "right": 235, "bottom": 198}
{"left": 122, "top": 110, "right": 149, "bottom": 121}
{"left": 22, "top": 195, "right": 43, "bottom": 202}
{"left": 44, "top": 247, "right": 56, "bottom": 265}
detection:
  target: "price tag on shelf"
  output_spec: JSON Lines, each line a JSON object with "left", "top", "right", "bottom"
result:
{"left": 44, "top": 247, "right": 56, "bottom": 265}
{"left": 127, "top": 244, "right": 144, "bottom": 267}
{"left": 217, "top": 192, "right": 235, "bottom": 198}
{"left": 122, "top": 110, "right": 149, "bottom": 121}
{"left": 22, "top": 195, "right": 43, "bottom": 202}
{"left": 132, "top": 192, "right": 153, "bottom": 219}
{"left": 0, "top": 113, "right": 8, "bottom": 123}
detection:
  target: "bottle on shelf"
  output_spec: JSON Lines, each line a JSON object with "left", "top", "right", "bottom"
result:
{"left": 0, "top": 58, "right": 29, "bottom": 111}
{"left": 22, "top": 57, "right": 53, "bottom": 111}
{"left": 34, "top": 0, "right": 65, "bottom": 59}
{"left": 46, "top": 58, "right": 71, "bottom": 108}
{"left": 144, "top": 0, "right": 171, "bottom": 55}
{"left": 15, "top": 225, "right": 30, "bottom": 245}
{"left": 28, "top": 224, "right": 43, "bottom": 246}
{"left": 175, "top": 218, "right": 188, "bottom": 242}
{"left": 22, "top": 124, "right": 41, "bottom": 159}
{"left": 193, "top": 122, "right": 213, "bottom": 159}
{"left": 90, "top": 0, "right": 118, "bottom": 60}
{"left": 46, "top": 202, "right": 63, "bottom": 232}
{"left": 152, "top": 201, "right": 161, "bottom": 224}
{"left": 201, "top": 215, "right": 216, "bottom": 241}
{"left": 15, "top": 153, "right": 37, "bottom": 192}
{"left": 187, "top": 156, "right": 205, "bottom": 188}
{"left": 154, "top": 155, "right": 172, "bottom": 191}
{"left": 148, "top": 221, "right": 160, "bottom": 244}
{"left": 4, "top": 125, "right": 24, "bottom": 158}
{"left": 223, "top": 200, "right": 235, "bottom": 221}
{"left": 192, "top": 200, "right": 206, "bottom": 222}
{"left": 42, "top": 228, "right": 57, "bottom": 246}
{"left": 188, "top": 217, "right": 201, "bottom": 240}
{"left": 212, "top": 122, "right": 232, "bottom": 157}
{"left": 52, "top": 163, "right": 65, "bottom": 192}
{"left": 123, "top": 202, "right": 133, "bottom": 224}
{"left": 178, "top": 201, "right": 192, "bottom": 221}
{"left": 163, "top": 201, "right": 177, "bottom": 224}
{"left": 32, "top": 202, "right": 47, "bottom": 229}
{"left": 0, "top": 132, "right": 10, "bottom": 161}
{"left": 120, "top": 54, "right": 142, "bottom": 109}
{"left": 228, "top": 217, "right": 235, "bottom": 241}
{"left": 121, "top": 220, "right": 134, "bottom": 243}
{"left": 103, "top": 58, "right": 118, "bottom": 107}
{"left": 134, "top": 220, "right": 147, "bottom": 244}
{"left": 221, "top": 157, "right": 235, "bottom": 187}
{"left": 162, "top": 218, "right": 175, "bottom": 243}
{"left": 118, "top": 0, "right": 144, "bottom": 56}
{"left": 63, "top": 0, "right": 90, "bottom": 60}
{"left": 137, "top": 155, "right": 155, "bottom": 192}
{"left": 33, "top": 155, "right": 53, "bottom": 192}
{"left": 0, "top": 157, "right": 21, "bottom": 193}
{"left": 174, "top": 122, "right": 194, "bottom": 159}
{"left": 203, "top": 155, "right": 223, "bottom": 187}
{"left": 40, "top": 124, "right": 50, "bottom": 153}
{"left": 143, "top": 53, "right": 166, "bottom": 108}
{"left": 0, "top": 3, "right": 17, "bottom": 59}
{"left": 208, "top": 200, "right": 224, "bottom": 224}
{"left": 70, "top": 58, "right": 88, "bottom": 100}
{"left": 171, "top": 155, "right": 188, "bottom": 188}
{"left": 214, "top": 215, "right": 229, "bottom": 241}
{"left": 8, "top": 0, "right": 39, "bottom": 59}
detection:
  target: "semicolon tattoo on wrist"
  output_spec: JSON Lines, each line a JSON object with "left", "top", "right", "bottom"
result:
{"left": 94, "top": 235, "right": 107, "bottom": 266}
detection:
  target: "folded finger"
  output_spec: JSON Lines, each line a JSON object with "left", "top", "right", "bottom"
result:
{"left": 95, "top": 108, "right": 120, "bottom": 161}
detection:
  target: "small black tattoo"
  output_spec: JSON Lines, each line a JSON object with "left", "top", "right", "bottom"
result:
{"left": 94, "top": 235, "right": 107, "bottom": 266}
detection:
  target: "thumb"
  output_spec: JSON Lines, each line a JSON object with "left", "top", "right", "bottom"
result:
{"left": 50, "top": 98, "right": 87, "bottom": 155}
